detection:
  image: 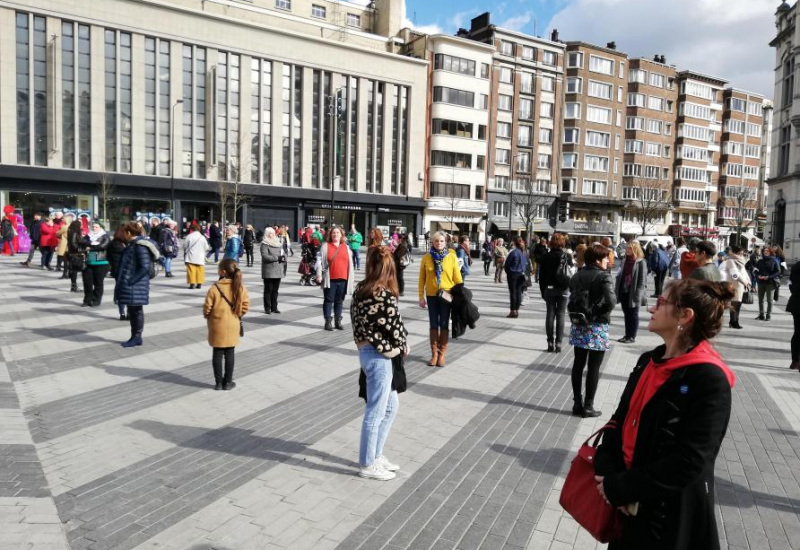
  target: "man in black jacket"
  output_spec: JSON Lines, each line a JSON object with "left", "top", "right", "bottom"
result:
{"left": 207, "top": 221, "right": 222, "bottom": 263}
{"left": 21, "top": 212, "right": 42, "bottom": 267}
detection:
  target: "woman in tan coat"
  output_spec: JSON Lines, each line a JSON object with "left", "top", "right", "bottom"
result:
{"left": 203, "top": 258, "right": 250, "bottom": 390}
{"left": 56, "top": 214, "right": 74, "bottom": 279}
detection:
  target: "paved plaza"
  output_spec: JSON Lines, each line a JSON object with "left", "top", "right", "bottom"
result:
{"left": 0, "top": 251, "right": 799, "bottom": 550}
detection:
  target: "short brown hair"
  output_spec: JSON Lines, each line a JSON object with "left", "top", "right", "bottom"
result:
{"left": 666, "top": 279, "right": 735, "bottom": 347}
{"left": 584, "top": 244, "right": 609, "bottom": 266}
{"left": 550, "top": 233, "right": 566, "bottom": 249}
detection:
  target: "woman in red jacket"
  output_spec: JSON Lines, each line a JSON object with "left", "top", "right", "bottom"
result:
{"left": 593, "top": 278, "right": 736, "bottom": 549}
{"left": 38, "top": 216, "right": 59, "bottom": 270}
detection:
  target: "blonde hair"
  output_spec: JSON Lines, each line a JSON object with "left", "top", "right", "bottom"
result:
{"left": 628, "top": 241, "right": 645, "bottom": 260}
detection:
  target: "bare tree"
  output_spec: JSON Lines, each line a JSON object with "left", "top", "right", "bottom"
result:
{"left": 623, "top": 178, "right": 673, "bottom": 235}
{"left": 724, "top": 185, "right": 758, "bottom": 248}
{"left": 216, "top": 131, "right": 252, "bottom": 241}
{"left": 511, "top": 179, "right": 555, "bottom": 239}
{"left": 97, "top": 170, "right": 116, "bottom": 228}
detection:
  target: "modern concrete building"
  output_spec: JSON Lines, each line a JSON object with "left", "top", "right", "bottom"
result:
{"left": 620, "top": 56, "right": 678, "bottom": 239}
{"left": 768, "top": 1, "right": 799, "bottom": 258}
{"left": 0, "top": 0, "right": 428, "bottom": 237}
{"left": 405, "top": 32, "right": 493, "bottom": 241}
{"left": 463, "top": 14, "right": 564, "bottom": 240}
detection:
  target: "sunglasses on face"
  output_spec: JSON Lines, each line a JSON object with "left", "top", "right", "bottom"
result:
{"left": 655, "top": 296, "right": 672, "bottom": 310}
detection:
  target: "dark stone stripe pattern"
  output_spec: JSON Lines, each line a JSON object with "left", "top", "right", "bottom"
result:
{"left": 0, "top": 444, "right": 51, "bottom": 498}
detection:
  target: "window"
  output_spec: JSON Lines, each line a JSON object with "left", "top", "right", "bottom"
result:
{"left": 431, "top": 150, "right": 472, "bottom": 168}
{"left": 519, "top": 125, "right": 533, "bottom": 146}
{"left": 678, "top": 123, "right": 712, "bottom": 141}
{"left": 480, "top": 94, "right": 489, "bottom": 109}
{"left": 493, "top": 175, "right": 509, "bottom": 190}
{"left": 677, "top": 187, "right": 708, "bottom": 202}
{"left": 680, "top": 102, "right": 713, "bottom": 121}
{"left": 430, "top": 182, "right": 470, "bottom": 198}
{"left": 615, "top": 134, "right": 621, "bottom": 150}
{"left": 434, "top": 54, "right": 476, "bottom": 76}
{"left": 541, "top": 75, "right": 555, "bottom": 92}
{"left": 628, "top": 93, "right": 646, "bottom": 107}
{"left": 779, "top": 126, "right": 791, "bottom": 175}
{"left": 568, "top": 51, "right": 583, "bottom": 68}
{"left": 346, "top": 13, "right": 361, "bottom": 27}
{"left": 497, "top": 121, "right": 511, "bottom": 138}
{"left": 520, "top": 72, "right": 534, "bottom": 94}
{"left": 497, "top": 94, "right": 512, "bottom": 111}
{"left": 538, "top": 153, "right": 552, "bottom": 169}
{"left": 584, "top": 155, "right": 609, "bottom": 171}
{"left": 499, "top": 66, "right": 513, "bottom": 83}
{"left": 480, "top": 63, "right": 490, "bottom": 79}
{"left": 723, "top": 142, "right": 743, "bottom": 156}
{"left": 565, "top": 102, "right": 581, "bottom": 119}
{"left": 537, "top": 127, "right": 551, "bottom": 144}
{"left": 644, "top": 165, "right": 661, "bottom": 179}
{"left": 311, "top": 4, "right": 326, "bottom": 18}
{"left": 647, "top": 119, "right": 663, "bottom": 134}
{"left": 542, "top": 51, "right": 557, "bottom": 66}
{"left": 677, "top": 145, "right": 709, "bottom": 161}
{"left": 562, "top": 152, "right": 578, "bottom": 169}
{"left": 648, "top": 96, "right": 664, "bottom": 111}
{"left": 618, "top": 86, "right": 624, "bottom": 102}
{"left": 477, "top": 156, "right": 485, "bottom": 170}
{"left": 519, "top": 98, "right": 533, "bottom": 119}
{"left": 516, "top": 152, "right": 531, "bottom": 172}
{"left": 682, "top": 81, "right": 714, "bottom": 100}
{"left": 645, "top": 142, "right": 662, "bottom": 156}
{"left": 540, "top": 102, "right": 554, "bottom": 118}
{"left": 619, "top": 61, "right": 625, "bottom": 78}
{"left": 745, "top": 144, "right": 760, "bottom": 158}
{"left": 586, "top": 105, "right": 612, "bottom": 124}
{"left": 251, "top": 57, "right": 268, "bottom": 184}
{"left": 744, "top": 165, "right": 760, "bottom": 180}
{"left": 589, "top": 55, "right": 613, "bottom": 75}
{"left": 678, "top": 166, "right": 711, "bottom": 183}
{"left": 746, "top": 122, "right": 762, "bottom": 138}
{"left": 748, "top": 101, "right": 763, "bottom": 117}
{"left": 625, "top": 139, "right": 643, "bottom": 154}
{"left": 493, "top": 201, "right": 509, "bottom": 217}
{"left": 629, "top": 69, "right": 646, "bottom": 84}
{"left": 432, "top": 119, "right": 473, "bottom": 138}
{"left": 562, "top": 177, "right": 577, "bottom": 193}
{"left": 564, "top": 128, "right": 579, "bottom": 144}
{"left": 275, "top": 0, "right": 291, "bottom": 9}
{"left": 500, "top": 41, "right": 514, "bottom": 56}
{"left": 784, "top": 58, "right": 796, "bottom": 106}
{"left": 623, "top": 163, "right": 641, "bottom": 177}
{"left": 725, "top": 119, "right": 745, "bottom": 134}
{"left": 478, "top": 125, "right": 487, "bottom": 140}
{"left": 665, "top": 123, "right": 672, "bottom": 136}
{"left": 496, "top": 148, "right": 510, "bottom": 165}
{"left": 666, "top": 100, "right": 674, "bottom": 113}
{"left": 566, "top": 77, "right": 582, "bottom": 94}
{"left": 648, "top": 73, "right": 664, "bottom": 87}
{"left": 583, "top": 179, "right": 607, "bottom": 195}
{"left": 433, "top": 86, "right": 474, "bottom": 107}
{"left": 626, "top": 116, "right": 645, "bottom": 130}
{"left": 588, "top": 80, "right": 612, "bottom": 100}
{"left": 728, "top": 97, "right": 746, "bottom": 112}
{"left": 586, "top": 131, "right": 610, "bottom": 148}
{"left": 725, "top": 163, "right": 743, "bottom": 177}
{"left": 522, "top": 46, "right": 535, "bottom": 60}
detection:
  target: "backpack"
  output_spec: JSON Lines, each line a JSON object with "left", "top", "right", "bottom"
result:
{"left": 400, "top": 251, "right": 412, "bottom": 268}
{"left": 567, "top": 272, "right": 601, "bottom": 326}
{"left": 555, "top": 253, "right": 576, "bottom": 290}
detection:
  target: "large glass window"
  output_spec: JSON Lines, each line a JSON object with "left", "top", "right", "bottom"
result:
{"left": 62, "top": 21, "right": 90, "bottom": 169}
{"left": 105, "top": 31, "right": 117, "bottom": 171}
{"left": 349, "top": 77, "right": 359, "bottom": 191}
{"left": 77, "top": 24, "right": 91, "bottom": 170}
{"left": 218, "top": 52, "right": 241, "bottom": 181}
{"left": 434, "top": 54, "right": 476, "bottom": 76}
{"left": 17, "top": 14, "right": 48, "bottom": 166}
{"left": 16, "top": 13, "right": 31, "bottom": 165}
{"left": 250, "top": 58, "right": 271, "bottom": 184}
{"left": 145, "top": 38, "right": 157, "bottom": 174}
{"left": 33, "top": 16, "right": 48, "bottom": 166}
{"left": 120, "top": 33, "right": 132, "bottom": 173}
{"left": 61, "top": 21, "right": 73, "bottom": 168}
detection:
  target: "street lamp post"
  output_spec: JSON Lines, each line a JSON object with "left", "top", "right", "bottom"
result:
{"left": 451, "top": 167, "right": 456, "bottom": 237}
{"left": 508, "top": 153, "right": 523, "bottom": 241}
{"left": 326, "top": 87, "right": 345, "bottom": 229}
{"left": 170, "top": 99, "right": 184, "bottom": 222}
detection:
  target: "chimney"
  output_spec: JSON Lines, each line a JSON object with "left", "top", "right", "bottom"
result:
{"left": 654, "top": 54, "right": 660, "bottom": 62}
{"left": 456, "top": 28, "right": 469, "bottom": 38}
{"left": 551, "top": 28, "right": 559, "bottom": 42}
{"left": 374, "top": 0, "right": 403, "bottom": 38}
{"left": 607, "top": 41, "right": 616, "bottom": 50}
{"left": 660, "top": 55, "right": 667, "bottom": 64}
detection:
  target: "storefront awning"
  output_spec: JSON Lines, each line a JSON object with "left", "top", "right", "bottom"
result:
{"left": 437, "top": 221, "right": 458, "bottom": 231}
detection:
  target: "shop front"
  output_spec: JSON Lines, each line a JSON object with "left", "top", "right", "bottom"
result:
{"left": 555, "top": 220, "right": 618, "bottom": 241}
{"left": 5, "top": 191, "right": 93, "bottom": 220}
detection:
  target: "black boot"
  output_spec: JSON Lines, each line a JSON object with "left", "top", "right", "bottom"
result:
{"left": 582, "top": 399, "right": 602, "bottom": 418}
{"left": 335, "top": 316, "right": 344, "bottom": 330}
{"left": 572, "top": 396, "right": 583, "bottom": 416}
{"left": 71, "top": 283, "right": 79, "bottom": 293}
{"left": 547, "top": 341, "right": 555, "bottom": 352}
{"left": 324, "top": 318, "right": 333, "bottom": 331}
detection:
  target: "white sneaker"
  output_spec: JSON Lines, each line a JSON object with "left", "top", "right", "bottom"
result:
{"left": 375, "top": 455, "right": 400, "bottom": 472}
{"left": 358, "top": 464, "right": 396, "bottom": 481}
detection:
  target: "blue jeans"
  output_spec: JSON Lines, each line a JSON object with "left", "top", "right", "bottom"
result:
{"left": 426, "top": 295, "right": 451, "bottom": 330}
{"left": 352, "top": 248, "right": 360, "bottom": 269}
{"left": 162, "top": 256, "right": 172, "bottom": 274}
{"left": 359, "top": 345, "right": 398, "bottom": 467}
{"left": 206, "top": 246, "right": 219, "bottom": 262}
{"left": 323, "top": 279, "right": 348, "bottom": 319}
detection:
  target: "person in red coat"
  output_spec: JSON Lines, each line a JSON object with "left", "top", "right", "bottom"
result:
{"left": 593, "top": 279, "right": 736, "bottom": 550}
{"left": 38, "top": 216, "right": 59, "bottom": 270}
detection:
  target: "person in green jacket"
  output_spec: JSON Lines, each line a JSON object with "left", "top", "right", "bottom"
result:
{"left": 348, "top": 224, "right": 364, "bottom": 270}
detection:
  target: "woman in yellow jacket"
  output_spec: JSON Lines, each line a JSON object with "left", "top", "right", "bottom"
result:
{"left": 419, "top": 231, "right": 463, "bottom": 367}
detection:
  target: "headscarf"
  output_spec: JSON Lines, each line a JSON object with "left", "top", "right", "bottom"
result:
{"left": 262, "top": 227, "right": 281, "bottom": 247}
{"left": 430, "top": 246, "right": 448, "bottom": 287}
{"left": 622, "top": 256, "right": 635, "bottom": 289}
{"left": 88, "top": 225, "right": 106, "bottom": 245}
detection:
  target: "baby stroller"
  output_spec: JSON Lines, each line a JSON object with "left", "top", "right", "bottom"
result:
{"left": 298, "top": 240, "right": 320, "bottom": 286}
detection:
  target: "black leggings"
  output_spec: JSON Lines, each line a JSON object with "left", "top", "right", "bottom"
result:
{"left": 793, "top": 313, "right": 800, "bottom": 362}
{"left": 572, "top": 347, "right": 605, "bottom": 403}
{"left": 245, "top": 245, "right": 254, "bottom": 265}
{"left": 212, "top": 347, "right": 235, "bottom": 384}
{"left": 263, "top": 278, "right": 281, "bottom": 312}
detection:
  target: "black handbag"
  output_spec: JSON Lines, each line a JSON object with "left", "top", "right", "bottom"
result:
{"left": 69, "top": 253, "right": 86, "bottom": 272}
{"left": 741, "top": 291, "right": 754, "bottom": 305}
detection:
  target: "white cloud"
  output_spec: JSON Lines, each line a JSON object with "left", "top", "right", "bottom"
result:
{"left": 549, "top": 0, "right": 776, "bottom": 97}
{"left": 400, "top": 1, "right": 444, "bottom": 34}
{"left": 500, "top": 11, "right": 533, "bottom": 31}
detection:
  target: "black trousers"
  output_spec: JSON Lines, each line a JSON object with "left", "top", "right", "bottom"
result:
{"left": 654, "top": 270, "right": 667, "bottom": 296}
{"left": 729, "top": 301, "right": 742, "bottom": 326}
{"left": 263, "top": 278, "right": 281, "bottom": 312}
{"left": 507, "top": 272, "right": 526, "bottom": 310}
{"left": 128, "top": 305, "right": 144, "bottom": 339}
{"left": 397, "top": 266, "right": 406, "bottom": 295}
{"left": 245, "top": 245, "right": 254, "bottom": 266}
{"left": 212, "top": 347, "right": 235, "bottom": 383}
{"left": 82, "top": 264, "right": 111, "bottom": 306}
{"left": 793, "top": 313, "right": 800, "bottom": 362}
{"left": 572, "top": 347, "right": 605, "bottom": 403}
{"left": 483, "top": 260, "right": 491, "bottom": 276}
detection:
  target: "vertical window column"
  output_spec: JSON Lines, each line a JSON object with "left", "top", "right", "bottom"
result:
{"left": 281, "top": 64, "right": 302, "bottom": 186}
{"left": 348, "top": 76, "right": 358, "bottom": 191}
{"left": 216, "top": 52, "right": 228, "bottom": 179}
{"left": 17, "top": 13, "right": 48, "bottom": 167}
{"left": 260, "top": 60, "right": 271, "bottom": 184}
{"left": 194, "top": 48, "right": 206, "bottom": 179}
{"left": 182, "top": 45, "right": 193, "bottom": 177}
{"left": 292, "top": 66, "right": 302, "bottom": 187}
{"left": 157, "top": 40, "right": 170, "bottom": 175}
{"left": 104, "top": 30, "right": 117, "bottom": 171}
{"left": 16, "top": 13, "right": 31, "bottom": 165}
{"left": 144, "top": 37, "right": 156, "bottom": 174}
{"left": 250, "top": 59, "right": 260, "bottom": 183}
{"left": 33, "top": 15, "right": 48, "bottom": 166}
{"left": 61, "top": 21, "right": 73, "bottom": 167}
{"left": 312, "top": 70, "right": 321, "bottom": 188}
{"left": 119, "top": 33, "right": 132, "bottom": 173}
{"left": 391, "top": 85, "right": 399, "bottom": 194}
{"left": 216, "top": 52, "right": 241, "bottom": 181}
{"left": 77, "top": 24, "right": 91, "bottom": 169}
{"left": 375, "top": 82, "right": 384, "bottom": 194}
{"left": 399, "top": 86, "right": 408, "bottom": 196}
{"left": 336, "top": 76, "right": 347, "bottom": 190}
{"left": 366, "top": 80, "right": 374, "bottom": 193}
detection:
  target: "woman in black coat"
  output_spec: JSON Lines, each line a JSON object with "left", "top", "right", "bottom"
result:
{"left": 594, "top": 279, "right": 736, "bottom": 550}
{"left": 538, "top": 233, "right": 573, "bottom": 352}
{"left": 66, "top": 220, "right": 84, "bottom": 293}
{"left": 788, "top": 261, "right": 800, "bottom": 370}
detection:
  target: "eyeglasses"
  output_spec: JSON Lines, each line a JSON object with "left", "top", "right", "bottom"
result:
{"left": 654, "top": 296, "right": 673, "bottom": 310}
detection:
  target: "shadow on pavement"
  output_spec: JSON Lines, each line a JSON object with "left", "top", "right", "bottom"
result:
{"left": 716, "top": 477, "right": 800, "bottom": 514}
{"left": 488, "top": 443, "right": 571, "bottom": 476}
{"left": 100, "top": 365, "right": 210, "bottom": 389}
{"left": 129, "top": 419, "right": 355, "bottom": 475}
{"left": 408, "top": 382, "right": 574, "bottom": 417}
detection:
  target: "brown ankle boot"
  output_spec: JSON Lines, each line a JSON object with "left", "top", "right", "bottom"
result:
{"left": 428, "top": 329, "right": 439, "bottom": 366}
{"left": 436, "top": 331, "right": 449, "bottom": 367}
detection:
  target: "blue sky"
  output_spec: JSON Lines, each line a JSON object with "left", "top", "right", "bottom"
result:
{"left": 395, "top": 0, "right": 777, "bottom": 98}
